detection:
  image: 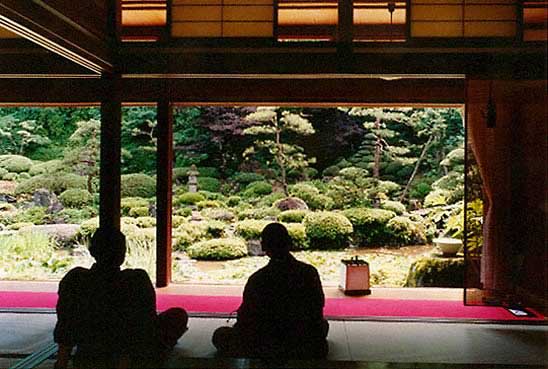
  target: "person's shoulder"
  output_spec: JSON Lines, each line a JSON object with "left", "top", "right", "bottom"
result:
{"left": 58, "top": 267, "right": 90, "bottom": 290}
{"left": 293, "top": 257, "right": 319, "bottom": 273}
{"left": 121, "top": 268, "right": 152, "bottom": 283}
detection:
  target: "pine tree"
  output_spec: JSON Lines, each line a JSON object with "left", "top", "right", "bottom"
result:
{"left": 244, "top": 107, "right": 315, "bottom": 195}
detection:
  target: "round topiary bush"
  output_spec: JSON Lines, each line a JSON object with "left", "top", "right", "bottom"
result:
{"left": 16, "top": 173, "right": 87, "bottom": 195}
{"left": 205, "top": 220, "right": 226, "bottom": 238}
{"left": 28, "top": 160, "right": 64, "bottom": 176}
{"left": 121, "top": 173, "right": 156, "bottom": 198}
{"left": 129, "top": 206, "right": 149, "bottom": 218}
{"left": 173, "top": 192, "right": 205, "bottom": 206}
{"left": 235, "top": 219, "right": 270, "bottom": 240}
{"left": 237, "top": 207, "right": 280, "bottom": 220}
{"left": 405, "top": 257, "right": 464, "bottom": 287}
{"left": 186, "top": 238, "right": 247, "bottom": 260}
{"left": 0, "top": 155, "right": 33, "bottom": 173}
{"left": 121, "top": 197, "right": 149, "bottom": 216}
{"left": 386, "top": 216, "right": 427, "bottom": 246}
{"left": 242, "top": 181, "right": 273, "bottom": 197}
{"left": 201, "top": 208, "right": 235, "bottom": 222}
{"left": 303, "top": 211, "right": 353, "bottom": 250}
{"left": 342, "top": 207, "right": 395, "bottom": 246}
{"left": 424, "top": 189, "right": 450, "bottom": 207}
{"left": 380, "top": 200, "right": 406, "bottom": 215}
{"left": 2, "top": 172, "right": 18, "bottom": 181}
{"left": 57, "top": 207, "right": 96, "bottom": 224}
{"left": 227, "top": 195, "right": 241, "bottom": 207}
{"left": 18, "top": 172, "right": 31, "bottom": 180}
{"left": 0, "top": 167, "right": 8, "bottom": 178}
{"left": 78, "top": 217, "right": 99, "bottom": 239}
{"left": 135, "top": 216, "right": 156, "bottom": 228}
{"left": 196, "top": 200, "right": 223, "bottom": 210}
{"left": 197, "top": 177, "right": 221, "bottom": 192}
{"left": 284, "top": 223, "right": 309, "bottom": 250}
{"left": 278, "top": 209, "right": 309, "bottom": 223}
{"left": 255, "top": 192, "right": 285, "bottom": 207}
{"left": 231, "top": 172, "right": 265, "bottom": 185}
{"left": 59, "top": 189, "right": 93, "bottom": 208}
{"left": 288, "top": 183, "right": 330, "bottom": 210}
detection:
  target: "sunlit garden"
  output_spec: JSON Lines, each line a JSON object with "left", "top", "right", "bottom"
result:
{"left": 0, "top": 106, "right": 479, "bottom": 287}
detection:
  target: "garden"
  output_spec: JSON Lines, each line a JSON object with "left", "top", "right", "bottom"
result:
{"left": 0, "top": 106, "right": 480, "bottom": 287}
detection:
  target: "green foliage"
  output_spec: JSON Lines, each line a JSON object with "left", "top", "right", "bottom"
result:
{"left": 121, "top": 107, "right": 157, "bottom": 174}
{"left": 0, "top": 168, "right": 7, "bottom": 178}
{"left": 63, "top": 119, "right": 100, "bottom": 192}
{"left": 0, "top": 155, "right": 33, "bottom": 173}
{"left": 198, "top": 191, "right": 226, "bottom": 201}
{"left": 235, "top": 219, "right": 270, "bottom": 240}
{"left": 135, "top": 216, "right": 156, "bottom": 228}
{"left": 15, "top": 173, "right": 86, "bottom": 195}
{"left": 237, "top": 207, "right": 280, "bottom": 220}
{"left": 28, "top": 160, "right": 64, "bottom": 176}
{"left": 121, "top": 173, "right": 156, "bottom": 198}
{"left": 322, "top": 165, "right": 340, "bottom": 177}
{"left": 405, "top": 257, "right": 464, "bottom": 287}
{"left": 2, "top": 172, "right": 18, "bottom": 181}
{"left": 205, "top": 220, "right": 226, "bottom": 238}
{"left": 231, "top": 172, "right": 265, "bottom": 186}
{"left": 196, "top": 200, "right": 223, "bottom": 210}
{"left": 174, "top": 207, "right": 192, "bottom": 217}
{"left": 129, "top": 206, "right": 150, "bottom": 217}
{"left": 201, "top": 208, "right": 236, "bottom": 222}
{"left": 326, "top": 181, "right": 370, "bottom": 209}
{"left": 255, "top": 192, "right": 285, "bottom": 207}
{"left": 380, "top": 200, "right": 406, "bottom": 215}
{"left": 197, "top": 177, "right": 221, "bottom": 192}
{"left": 289, "top": 183, "right": 334, "bottom": 210}
{"left": 242, "top": 181, "right": 272, "bottom": 197}
{"left": 174, "top": 192, "right": 205, "bottom": 206}
{"left": 424, "top": 189, "right": 450, "bottom": 207}
{"left": 441, "top": 148, "right": 464, "bottom": 168}
{"left": 409, "top": 181, "right": 431, "bottom": 200}
{"left": 172, "top": 216, "right": 187, "bottom": 228}
{"left": 342, "top": 208, "right": 395, "bottom": 246}
{"left": 173, "top": 222, "right": 208, "bottom": 251}
{"left": 14, "top": 207, "right": 49, "bottom": 225}
{"left": 386, "top": 216, "right": 427, "bottom": 246}
{"left": 187, "top": 238, "right": 247, "bottom": 260}
{"left": 78, "top": 217, "right": 99, "bottom": 239}
{"left": 19, "top": 172, "right": 30, "bottom": 180}
{"left": 285, "top": 223, "right": 309, "bottom": 250}
{"left": 7, "top": 222, "right": 34, "bottom": 230}
{"left": 0, "top": 116, "right": 50, "bottom": 155}
{"left": 278, "top": 209, "right": 309, "bottom": 223}
{"left": 303, "top": 211, "right": 353, "bottom": 250}
{"left": 121, "top": 197, "right": 149, "bottom": 216}
{"left": 58, "top": 189, "right": 93, "bottom": 208}
{"left": 57, "top": 207, "right": 95, "bottom": 224}
{"left": 227, "top": 196, "right": 241, "bottom": 206}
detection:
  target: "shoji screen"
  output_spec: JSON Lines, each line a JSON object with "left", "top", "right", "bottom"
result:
{"left": 171, "top": 0, "right": 274, "bottom": 37}
{"left": 276, "top": 0, "right": 338, "bottom": 41}
{"left": 353, "top": 1, "right": 407, "bottom": 41}
{"left": 121, "top": 0, "right": 167, "bottom": 41}
{"left": 523, "top": 1, "right": 548, "bottom": 41}
{"left": 411, "top": 0, "right": 518, "bottom": 38}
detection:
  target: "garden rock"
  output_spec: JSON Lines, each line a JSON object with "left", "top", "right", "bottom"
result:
{"left": 19, "top": 224, "right": 80, "bottom": 247}
{"left": 274, "top": 197, "right": 309, "bottom": 211}
{"left": 0, "top": 194, "right": 16, "bottom": 203}
{"left": 246, "top": 239, "right": 265, "bottom": 256}
{"left": 32, "top": 189, "right": 58, "bottom": 208}
{"left": 405, "top": 256, "right": 464, "bottom": 287}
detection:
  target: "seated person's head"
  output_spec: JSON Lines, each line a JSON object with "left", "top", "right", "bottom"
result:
{"left": 261, "top": 223, "right": 292, "bottom": 258}
{"left": 89, "top": 227, "right": 126, "bottom": 267}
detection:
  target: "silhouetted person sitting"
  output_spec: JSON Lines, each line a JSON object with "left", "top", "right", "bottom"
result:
{"left": 212, "top": 222, "right": 329, "bottom": 359}
{"left": 54, "top": 227, "right": 188, "bottom": 369}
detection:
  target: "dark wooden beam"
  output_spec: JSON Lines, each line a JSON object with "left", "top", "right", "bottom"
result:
{"left": 156, "top": 99, "right": 173, "bottom": 287}
{"left": 0, "top": 0, "right": 112, "bottom": 73}
{"left": 99, "top": 74, "right": 121, "bottom": 230}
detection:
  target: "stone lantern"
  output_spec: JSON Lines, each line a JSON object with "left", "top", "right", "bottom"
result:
{"left": 188, "top": 164, "right": 199, "bottom": 193}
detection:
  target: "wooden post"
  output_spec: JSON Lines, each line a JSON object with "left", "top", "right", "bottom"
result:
{"left": 156, "top": 99, "right": 173, "bottom": 287}
{"left": 99, "top": 74, "right": 121, "bottom": 230}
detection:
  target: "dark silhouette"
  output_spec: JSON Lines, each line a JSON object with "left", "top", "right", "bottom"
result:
{"left": 212, "top": 222, "right": 329, "bottom": 359}
{"left": 54, "top": 227, "right": 188, "bottom": 369}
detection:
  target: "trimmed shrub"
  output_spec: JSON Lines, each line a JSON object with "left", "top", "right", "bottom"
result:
{"left": 59, "top": 189, "right": 93, "bottom": 208}
{"left": 14, "top": 207, "right": 49, "bottom": 225}
{"left": 380, "top": 200, "right": 406, "bottom": 215}
{"left": 255, "top": 192, "right": 285, "bottom": 207}
{"left": 129, "top": 206, "right": 149, "bottom": 217}
{"left": 432, "top": 172, "right": 463, "bottom": 191}
{"left": 409, "top": 181, "right": 431, "bottom": 200}
{"left": 278, "top": 209, "right": 309, "bottom": 223}
{"left": 0, "top": 168, "right": 8, "bottom": 177}
{"left": 196, "top": 200, "right": 223, "bottom": 210}
{"left": 326, "top": 181, "right": 370, "bottom": 209}
{"left": 172, "top": 215, "right": 187, "bottom": 228}
{"left": 273, "top": 197, "right": 308, "bottom": 211}
{"left": 231, "top": 172, "right": 264, "bottom": 185}
{"left": 237, "top": 207, "right": 280, "bottom": 220}
{"left": 386, "top": 216, "right": 427, "bottom": 246}
{"left": 0, "top": 203, "right": 16, "bottom": 212}
{"left": 187, "top": 238, "right": 247, "bottom": 260}
{"left": 227, "top": 196, "right": 241, "bottom": 206}
{"left": 424, "top": 189, "right": 450, "bottom": 207}
{"left": 29, "top": 160, "right": 64, "bottom": 176}
{"left": 405, "top": 257, "right": 464, "bottom": 287}
{"left": 285, "top": 223, "right": 309, "bottom": 250}
{"left": 339, "top": 167, "right": 369, "bottom": 182}
{"left": 242, "top": 181, "right": 272, "bottom": 198}
{"left": 200, "top": 208, "right": 235, "bottom": 222}
{"left": 303, "top": 211, "right": 353, "bottom": 250}
{"left": 135, "top": 216, "right": 156, "bottom": 228}
{"left": 198, "top": 177, "right": 221, "bottom": 192}
{"left": 78, "top": 217, "right": 99, "bottom": 238}
{"left": 2, "top": 172, "right": 18, "bottom": 181}
{"left": 15, "top": 173, "right": 86, "bottom": 195}
{"left": 235, "top": 219, "right": 270, "bottom": 240}
{"left": 342, "top": 208, "right": 395, "bottom": 246}
{"left": 205, "top": 220, "right": 226, "bottom": 238}
{"left": 198, "top": 191, "right": 226, "bottom": 201}
{"left": 377, "top": 180, "right": 401, "bottom": 196}
{"left": 173, "top": 222, "right": 208, "bottom": 251}
{"left": 57, "top": 207, "right": 95, "bottom": 224}
{"left": 0, "top": 155, "right": 32, "bottom": 173}
{"left": 173, "top": 192, "right": 205, "bottom": 206}
{"left": 322, "top": 165, "right": 340, "bottom": 177}
{"left": 288, "top": 183, "right": 331, "bottom": 210}
{"left": 121, "top": 197, "right": 149, "bottom": 216}
{"left": 18, "top": 172, "right": 31, "bottom": 180}
{"left": 121, "top": 173, "right": 155, "bottom": 198}
{"left": 174, "top": 207, "right": 192, "bottom": 217}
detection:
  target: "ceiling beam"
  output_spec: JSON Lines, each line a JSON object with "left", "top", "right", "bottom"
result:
{"left": 0, "top": 0, "right": 113, "bottom": 74}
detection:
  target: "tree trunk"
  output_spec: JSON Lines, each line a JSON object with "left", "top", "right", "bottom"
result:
{"left": 275, "top": 110, "right": 288, "bottom": 196}
{"left": 400, "top": 134, "right": 434, "bottom": 202}
{"left": 373, "top": 117, "right": 381, "bottom": 178}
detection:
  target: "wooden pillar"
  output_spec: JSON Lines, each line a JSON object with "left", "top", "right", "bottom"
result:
{"left": 99, "top": 74, "right": 121, "bottom": 230}
{"left": 156, "top": 100, "right": 173, "bottom": 287}
{"left": 338, "top": 0, "right": 353, "bottom": 53}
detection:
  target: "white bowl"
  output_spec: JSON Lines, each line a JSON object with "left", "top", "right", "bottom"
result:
{"left": 433, "top": 237, "right": 463, "bottom": 256}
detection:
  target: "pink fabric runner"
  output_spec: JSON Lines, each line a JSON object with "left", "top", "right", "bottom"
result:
{"left": 1, "top": 291, "right": 543, "bottom": 321}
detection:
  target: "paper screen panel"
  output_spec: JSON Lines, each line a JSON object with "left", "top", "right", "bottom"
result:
{"left": 277, "top": 0, "right": 338, "bottom": 41}
{"left": 353, "top": 1, "right": 407, "bottom": 41}
{"left": 523, "top": 1, "right": 548, "bottom": 41}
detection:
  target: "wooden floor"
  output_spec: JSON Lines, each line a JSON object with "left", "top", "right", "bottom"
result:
{"left": 0, "top": 281, "right": 462, "bottom": 300}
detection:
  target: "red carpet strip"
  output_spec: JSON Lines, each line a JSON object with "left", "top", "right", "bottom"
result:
{"left": 0, "top": 291, "right": 544, "bottom": 321}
